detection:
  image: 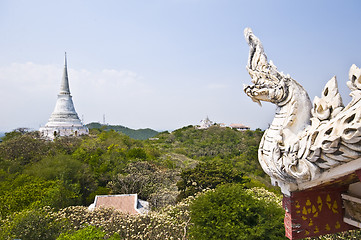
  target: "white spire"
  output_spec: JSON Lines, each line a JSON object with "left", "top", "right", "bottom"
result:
{"left": 59, "top": 52, "right": 70, "bottom": 95}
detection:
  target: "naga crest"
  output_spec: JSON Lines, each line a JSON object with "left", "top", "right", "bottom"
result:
{"left": 244, "top": 28, "right": 289, "bottom": 106}
{"left": 243, "top": 28, "right": 361, "bottom": 193}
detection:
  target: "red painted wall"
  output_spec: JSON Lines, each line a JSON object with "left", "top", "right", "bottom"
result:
{"left": 283, "top": 186, "right": 355, "bottom": 239}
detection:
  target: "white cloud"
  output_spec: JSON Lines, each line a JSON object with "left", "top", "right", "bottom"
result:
{"left": 0, "top": 62, "right": 58, "bottom": 93}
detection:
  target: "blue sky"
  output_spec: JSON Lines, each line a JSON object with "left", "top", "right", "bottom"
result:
{"left": 1, "top": 0, "right": 361, "bottom": 131}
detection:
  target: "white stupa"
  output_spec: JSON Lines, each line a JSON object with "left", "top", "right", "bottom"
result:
{"left": 39, "top": 53, "right": 88, "bottom": 140}
{"left": 197, "top": 116, "right": 213, "bottom": 129}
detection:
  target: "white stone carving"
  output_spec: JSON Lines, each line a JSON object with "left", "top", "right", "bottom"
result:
{"left": 243, "top": 28, "right": 361, "bottom": 192}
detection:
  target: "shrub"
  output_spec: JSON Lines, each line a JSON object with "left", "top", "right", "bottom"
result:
{"left": 189, "top": 184, "right": 286, "bottom": 240}
{"left": 176, "top": 161, "right": 249, "bottom": 200}
{"left": 57, "top": 225, "right": 120, "bottom": 240}
{"left": 108, "top": 161, "right": 179, "bottom": 204}
{"left": 55, "top": 204, "right": 190, "bottom": 240}
{"left": 126, "top": 148, "right": 147, "bottom": 160}
{"left": 0, "top": 207, "right": 67, "bottom": 240}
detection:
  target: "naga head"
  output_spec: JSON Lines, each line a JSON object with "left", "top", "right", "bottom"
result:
{"left": 243, "top": 28, "right": 289, "bottom": 106}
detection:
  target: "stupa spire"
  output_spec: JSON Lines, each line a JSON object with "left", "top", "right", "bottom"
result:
{"left": 39, "top": 53, "right": 88, "bottom": 140}
{"left": 60, "top": 52, "right": 70, "bottom": 95}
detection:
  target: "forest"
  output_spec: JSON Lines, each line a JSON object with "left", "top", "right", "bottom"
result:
{"left": 0, "top": 125, "right": 360, "bottom": 239}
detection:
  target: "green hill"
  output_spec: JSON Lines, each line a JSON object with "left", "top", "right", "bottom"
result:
{"left": 86, "top": 122, "right": 159, "bottom": 140}
{"left": 152, "top": 125, "right": 266, "bottom": 178}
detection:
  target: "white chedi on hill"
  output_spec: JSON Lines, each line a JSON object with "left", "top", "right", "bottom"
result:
{"left": 39, "top": 53, "right": 88, "bottom": 140}
{"left": 196, "top": 116, "right": 250, "bottom": 130}
{"left": 197, "top": 116, "right": 213, "bottom": 129}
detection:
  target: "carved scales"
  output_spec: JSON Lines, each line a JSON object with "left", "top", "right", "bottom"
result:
{"left": 243, "top": 28, "right": 361, "bottom": 186}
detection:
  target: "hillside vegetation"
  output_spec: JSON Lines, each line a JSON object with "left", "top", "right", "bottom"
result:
{"left": 86, "top": 122, "right": 159, "bottom": 140}
{"left": 0, "top": 126, "right": 359, "bottom": 239}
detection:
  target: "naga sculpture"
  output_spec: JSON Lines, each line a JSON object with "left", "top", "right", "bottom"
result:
{"left": 243, "top": 28, "right": 361, "bottom": 191}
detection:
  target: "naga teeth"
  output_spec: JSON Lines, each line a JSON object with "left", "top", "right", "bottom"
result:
{"left": 252, "top": 98, "right": 262, "bottom": 106}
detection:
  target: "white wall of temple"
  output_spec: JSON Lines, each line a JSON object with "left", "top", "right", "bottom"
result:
{"left": 39, "top": 126, "right": 88, "bottom": 140}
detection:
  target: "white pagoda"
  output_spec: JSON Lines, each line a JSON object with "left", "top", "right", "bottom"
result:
{"left": 197, "top": 116, "right": 213, "bottom": 129}
{"left": 39, "top": 53, "right": 88, "bottom": 140}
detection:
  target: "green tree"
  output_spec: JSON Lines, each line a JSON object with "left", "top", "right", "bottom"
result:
{"left": 233, "top": 145, "right": 266, "bottom": 178}
{"left": 1, "top": 129, "right": 22, "bottom": 142}
{"left": 57, "top": 225, "right": 120, "bottom": 240}
{"left": 176, "top": 161, "right": 249, "bottom": 200}
{"left": 0, "top": 132, "right": 51, "bottom": 169}
{"left": 0, "top": 174, "right": 79, "bottom": 218}
{"left": 24, "top": 154, "right": 93, "bottom": 206}
{"left": 189, "top": 184, "right": 286, "bottom": 240}
{"left": 53, "top": 136, "right": 83, "bottom": 155}
{"left": 152, "top": 125, "right": 264, "bottom": 161}
{"left": 24, "top": 154, "right": 83, "bottom": 181}
{"left": 108, "top": 161, "right": 179, "bottom": 204}
{"left": 71, "top": 130, "right": 135, "bottom": 183}
{"left": 126, "top": 147, "right": 147, "bottom": 160}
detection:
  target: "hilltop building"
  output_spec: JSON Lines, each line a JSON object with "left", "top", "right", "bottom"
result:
{"left": 197, "top": 116, "right": 213, "bottom": 129}
{"left": 39, "top": 53, "right": 88, "bottom": 140}
{"left": 196, "top": 117, "right": 249, "bottom": 130}
{"left": 229, "top": 123, "right": 250, "bottom": 131}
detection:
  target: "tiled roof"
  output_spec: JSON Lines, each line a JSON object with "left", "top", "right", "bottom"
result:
{"left": 89, "top": 194, "right": 149, "bottom": 215}
{"left": 229, "top": 123, "right": 250, "bottom": 129}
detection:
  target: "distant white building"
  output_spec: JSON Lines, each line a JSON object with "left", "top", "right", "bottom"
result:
{"left": 197, "top": 116, "right": 213, "bottom": 129}
{"left": 229, "top": 123, "right": 250, "bottom": 131}
{"left": 39, "top": 53, "right": 88, "bottom": 140}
